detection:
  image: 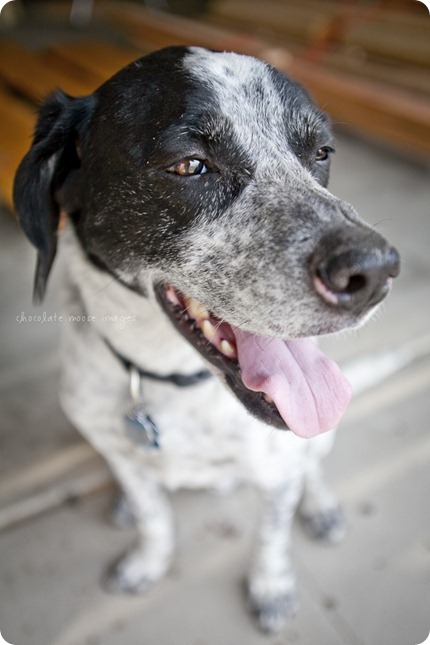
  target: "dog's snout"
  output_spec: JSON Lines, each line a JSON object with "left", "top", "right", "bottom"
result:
{"left": 311, "top": 232, "right": 400, "bottom": 314}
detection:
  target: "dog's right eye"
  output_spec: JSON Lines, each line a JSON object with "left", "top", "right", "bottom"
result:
{"left": 167, "top": 158, "right": 209, "bottom": 176}
{"left": 315, "top": 146, "right": 335, "bottom": 162}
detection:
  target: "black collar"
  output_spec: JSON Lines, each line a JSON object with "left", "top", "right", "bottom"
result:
{"left": 104, "top": 338, "right": 213, "bottom": 388}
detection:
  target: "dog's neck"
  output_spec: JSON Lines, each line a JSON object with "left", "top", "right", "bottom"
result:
{"left": 58, "top": 224, "right": 207, "bottom": 376}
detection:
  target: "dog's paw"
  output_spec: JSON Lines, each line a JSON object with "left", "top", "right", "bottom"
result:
{"left": 103, "top": 547, "right": 171, "bottom": 594}
{"left": 300, "top": 506, "right": 346, "bottom": 544}
{"left": 108, "top": 493, "right": 136, "bottom": 529}
{"left": 247, "top": 575, "right": 298, "bottom": 634}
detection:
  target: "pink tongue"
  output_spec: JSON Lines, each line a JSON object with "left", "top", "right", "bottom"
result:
{"left": 233, "top": 329, "right": 352, "bottom": 439}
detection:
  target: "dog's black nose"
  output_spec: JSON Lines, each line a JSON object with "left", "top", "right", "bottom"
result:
{"left": 311, "top": 230, "right": 400, "bottom": 314}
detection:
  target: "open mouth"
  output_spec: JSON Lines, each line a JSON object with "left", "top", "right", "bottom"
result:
{"left": 155, "top": 284, "right": 352, "bottom": 439}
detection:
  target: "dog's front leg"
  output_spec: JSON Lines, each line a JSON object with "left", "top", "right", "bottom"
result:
{"left": 248, "top": 473, "right": 304, "bottom": 634}
{"left": 299, "top": 431, "right": 346, "bottom": 544}
{"left": 103, "top": 455, "right": 174, "bottom": 594}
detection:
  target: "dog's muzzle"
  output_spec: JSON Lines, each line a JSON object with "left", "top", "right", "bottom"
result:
{"left": 155, "top": 283, "right": 352, "bottom": 439}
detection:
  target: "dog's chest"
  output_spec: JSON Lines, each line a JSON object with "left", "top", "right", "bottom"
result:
{"left": 127, "top": 373, "right": 307, "bottom": 490}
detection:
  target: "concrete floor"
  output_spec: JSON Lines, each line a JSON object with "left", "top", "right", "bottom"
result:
{"left": 0, "top": 133, "right": 430, "bottom": 645}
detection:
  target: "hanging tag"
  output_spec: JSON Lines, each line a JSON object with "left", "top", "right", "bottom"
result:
{"left": 125, "top": 404, "right": 160, "bottom": 449}
{"left": 125, "top": 366, "right": 160, "bottom": 449}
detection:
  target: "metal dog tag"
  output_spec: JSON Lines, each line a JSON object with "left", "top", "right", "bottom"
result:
{"left": 125, "top": 404, "right": 160, "bottom": 449}
{"left": 125, "top": 366, "right": 160, "bottom": 449}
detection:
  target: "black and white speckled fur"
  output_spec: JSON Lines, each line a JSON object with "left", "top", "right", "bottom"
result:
{"left": 14, "top": 46, "right": 398, "bottom": 633}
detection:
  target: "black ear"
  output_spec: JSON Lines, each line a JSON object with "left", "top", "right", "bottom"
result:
{"left": 13, "top": 90, "right": 96, "bottom": 304}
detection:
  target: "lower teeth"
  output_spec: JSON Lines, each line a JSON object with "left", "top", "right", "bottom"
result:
{"left": 169, "top": 289, "right": 238, "bottom": 360}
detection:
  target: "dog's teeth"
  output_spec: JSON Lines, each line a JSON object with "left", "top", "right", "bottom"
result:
{"left": 264, "top": 394, "right": 274, "bottom": 404}
{"left": 166, "top": 287, "right": 181, "bottom": 306}
{"left": 187, "top": 297, "right": 209, "bottom": 320}
{"left": 220, "top": 339, "right": 237, "bottom": 359}
{"left": 201, "top": 319, "right": 216, "bottom": 341}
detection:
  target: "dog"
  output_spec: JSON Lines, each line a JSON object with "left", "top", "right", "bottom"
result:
{"left": 14, "top": 46, "right": 400, "bottom": 633}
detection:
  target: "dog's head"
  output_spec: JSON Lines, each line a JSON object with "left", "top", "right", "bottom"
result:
{"left": 14, "top": 46, "right": 400, "bottom": 438}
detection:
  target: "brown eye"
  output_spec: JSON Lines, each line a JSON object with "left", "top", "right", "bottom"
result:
{"left": 315, "top": 146, "right": 334, "bottom": 162}
{"left": 169, "top": 158, "right": 209, "bottom": 176}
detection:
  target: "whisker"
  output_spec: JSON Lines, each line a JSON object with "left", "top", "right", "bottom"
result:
{"left": 214, "top": 319, "right": 225, "bottom": 332}
{"left": 231, "top": 318, "right": 252, "bottom": 333}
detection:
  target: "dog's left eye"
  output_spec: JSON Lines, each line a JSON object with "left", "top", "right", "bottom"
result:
{"left": 315, "top": 146, "right": 334, "bottom": 162}
{"left": 168, "top": 158, "right": 209, "bottom": 176}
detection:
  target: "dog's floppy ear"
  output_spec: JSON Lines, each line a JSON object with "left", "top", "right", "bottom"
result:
{"left": 13, "top": 90, "right": 96, "bottom": 304}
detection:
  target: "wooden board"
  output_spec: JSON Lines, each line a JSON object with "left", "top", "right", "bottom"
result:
{"left": 0, "top": 42, "right": 99, "bottom": 103}
{"left": 45, "top": 40, "right": 144, "bottom": 84}
{"left": 210, "top": 0, "right": 430, "bottom": 68}
{"left": 0, "top": 88, "right": 34, "bottom": 209}
{"left": 100, "top": 3, "right": 267, "bottom": 59}
{"left": 283, "top": 57, "right": 430, "bottom": 158}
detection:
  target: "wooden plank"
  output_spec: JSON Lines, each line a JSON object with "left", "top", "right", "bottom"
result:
{"left": 100, "top": 3, "right": 267, "bottom": 58}
{"left": 281, "top": 57, "right": 430, "bottom": 158}
{"left": 0, "top": 38, "right": 143, "bottom": 210}
{"left": 0, "top": 442, "right": 112, "bottom": 532}
{"left": 211, "top": 0, "right": 430, "bottom": 67}
{"left": 45, "top": 40, "right": 144, "bottom": 84}
{"left": 324, "top": 52, "right": 430, "bottom": 98}
{"left": 0, "top": 88, "right": 35, "bottom": 209}
{"left": 0, "top": 42, "right": 99, "bottom": 103}
{"left": 344, "top": 20, "right": 430, "bottom": 69}
{"left": 210, "top": 0, "right": 332, "bottom": 45}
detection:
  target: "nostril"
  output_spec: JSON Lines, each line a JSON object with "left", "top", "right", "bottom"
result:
{"left": 318, "top": 263, "right": 367, "bottom": 296}
{"left": 345, "top": 273, "right": 367, "bottom": 294}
